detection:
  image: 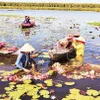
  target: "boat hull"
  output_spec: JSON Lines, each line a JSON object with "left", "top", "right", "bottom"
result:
{"left": 49, "top": 48, "right": 76, "bottom": 62}
{"left": 21, "top": 21, "right": 35, "bottom": 28}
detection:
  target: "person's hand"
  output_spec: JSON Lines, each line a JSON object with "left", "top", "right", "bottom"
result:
{"left": 30, "top": 54, "right": 35, "bottom": 58}
{"left": 23, "top": 68, "right": 31, "bottom": 73}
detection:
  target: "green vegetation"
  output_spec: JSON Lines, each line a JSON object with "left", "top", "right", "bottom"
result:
{"left": 0, "top": 2, "right": 100, "bottom": 12}
{"left": 88, "top": 22, "right": 100, "bottom": 26}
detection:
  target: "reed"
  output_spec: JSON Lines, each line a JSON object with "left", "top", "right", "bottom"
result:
{"left": 0, "top": 2, "right": 100, "bottom": 12}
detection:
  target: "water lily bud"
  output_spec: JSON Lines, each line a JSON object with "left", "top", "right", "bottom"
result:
{"left": 8, "top": 76, "right": 15, "bottom": 81}
{"left": 50, "top": 89, "right": 55, "bottom": 94}
{"left": 42, "top": 84, "right": 46, "bottom": 87}
{"left": 50, "top": 95, "right": 56, "bottom": 100}
{"left": 79, "top": 90, "right": 86, "bottom": 95}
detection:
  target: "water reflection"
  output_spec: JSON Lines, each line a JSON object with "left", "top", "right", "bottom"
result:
{"left": 22, "top": 28, "right": 30, "bottom": 39}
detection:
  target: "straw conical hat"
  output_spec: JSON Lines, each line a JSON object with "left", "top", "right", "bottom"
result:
{"left": 75, "top": 36, "right": 86, "bottom": 44}
{"left": 19, "top": 43, "right": 35, "bottom": 52}
{"left": 73, "top": 33, "right": 80, "bottom": 37}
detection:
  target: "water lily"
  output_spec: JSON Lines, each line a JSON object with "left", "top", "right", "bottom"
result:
{"left": 50, "top": 89, "right": 55, "bottom": 94}
{"left": 79, "top": 90, "right": 86, "bottom": 95}
{"left": 90, "top": 70, "right": 95, "bottom": 75}
{"left": 50, "top": 95, "right": 56, "bottom": 99}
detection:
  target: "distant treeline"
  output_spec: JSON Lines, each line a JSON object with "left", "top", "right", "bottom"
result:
{"left": 0, "top": 2, "right": 100, "bottom": 12}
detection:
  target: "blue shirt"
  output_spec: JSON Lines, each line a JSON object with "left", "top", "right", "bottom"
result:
{"left": 15, "top": 52, "right": 33, "bottom": 69}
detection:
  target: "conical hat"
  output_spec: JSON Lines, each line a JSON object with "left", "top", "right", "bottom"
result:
{"left": 73, "top": 33, "right": 80, "bottom": 37}
{"left": 19, "top": 43, "right": 35, "bottom": 52}
{"left": 75, "top": 36, "right": 86, "bottom": 44}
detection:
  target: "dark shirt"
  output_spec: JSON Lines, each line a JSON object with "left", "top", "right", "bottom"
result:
{"left": 24, "top": 18, "right": 30, "bottom": 24}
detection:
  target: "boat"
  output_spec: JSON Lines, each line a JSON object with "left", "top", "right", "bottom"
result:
{"left": 0, "top": 41, "right": 18, "bottom": 55}
{"left": 48, "top": 48, "right": 76, "bottom": 62}
{"left": 21, "top": 21, "right": 35, "bottom": 28}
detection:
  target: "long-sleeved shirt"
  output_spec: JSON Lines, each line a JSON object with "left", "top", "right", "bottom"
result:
{"left": 15, "top": 52, "right": 33, "bottom": 69}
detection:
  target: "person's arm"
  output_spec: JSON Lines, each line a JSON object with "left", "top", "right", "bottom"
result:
{"left": 30, "top": 53, "right": 39, "bottom": 58}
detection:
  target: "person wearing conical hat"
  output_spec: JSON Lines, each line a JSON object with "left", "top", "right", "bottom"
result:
{"left": 72, "top": 36, "right": 86, "bottom": 65}
{"left": 15, "top": 43, "right": 37, "bottom": 73}
{"left": 73, "top": 36, "right": 86, "bottom": 56}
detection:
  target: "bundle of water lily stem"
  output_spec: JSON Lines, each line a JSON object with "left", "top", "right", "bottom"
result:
{"left": 0, "top": 67, "right": 55, "bottom": 82}
{"left": 0, "top": 62, "right": 100, "bottom": 82}
{"left": 52, "top": 62, "right": 100, "bottom": 79}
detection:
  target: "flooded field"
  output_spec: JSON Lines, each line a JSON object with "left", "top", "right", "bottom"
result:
{"left": 0, "top": 9, "right": 100, "bottom": 65}
{"left": 0, "top": 9, "right": 100, "bottom": 100}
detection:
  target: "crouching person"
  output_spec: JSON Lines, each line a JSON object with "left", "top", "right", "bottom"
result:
{"left": 72, "top": 36, "right": 86, "bottom": 65}
{"left": 15, "top": 43, "right": 37, "bottom": 73}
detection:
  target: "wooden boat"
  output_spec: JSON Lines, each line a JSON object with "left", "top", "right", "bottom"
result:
{"left": 49, "top": 48, "right": 76, "bottom": 62}
{"left": 0, "top": 46, "right": 18, "bottom": 55}
{"left": 21, "top": 21, "right": 35, "bottom": 28}
{"left": 0, "top": 53, "right": 17, "bottom": 65}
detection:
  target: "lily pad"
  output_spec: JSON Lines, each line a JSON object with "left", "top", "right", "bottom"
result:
{"left": 44, "top": 79, "right": 53, "bottom": 86}
{"left": 86, "top": 89, "right": 99, "bottom": 96}
{"left": 9, "top": 82, "right": 16, "bottom": 85}
{"left": 32, "top": 94, "right": 40, "bottom": 99}
{"left": 47, "top": 70, "right": 54, "bottom": 75}
{"left": 55, "top": 83, "right": 62, "bottom": 87}
{"left": 36, "top": 83, "right": 43, "bottom": 87}
{"left": 43, "top": 94, "right": 50, "bottom": 98}
{"left": 16, "top": 84, "right": 24, "bottom": 89}
{"left": 27, "top": 90, "right": 38, "bottom": 96}
{"left": 70, "top": 88, "right": 80, "bottom": 95}
{"left": 23, "top": 79, "right": 32, "bottom": 84}
{"left": 65, "top": 82, "right": 75, "bottom": 86}
{"left": 5, "top": 87, "right": 13, "bottom": 91}
{"left": 39, "top": 90, "right": 49, "bottom": 96}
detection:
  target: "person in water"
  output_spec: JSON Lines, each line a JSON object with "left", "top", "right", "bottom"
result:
{"left": 69, "top": 33, "right": 86, "bottom": 65}
{"left": 15, "top": 43, "right": 37, "bottom": 73}
{"left": 23, "top": 16, "right": 31, "bottom": 24}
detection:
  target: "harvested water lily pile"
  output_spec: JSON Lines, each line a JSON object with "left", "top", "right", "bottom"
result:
{"left": 0, "top": 68, "right": 55, "bottom": 82}
{"left": 1, "top": 62, "right": 100, "bottom": 83}
{"left": 52, "top": 62, "right": 100, "bottom": 80}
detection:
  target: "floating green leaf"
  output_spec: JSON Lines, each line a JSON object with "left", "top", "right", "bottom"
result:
{"left": 5, "top": 87, "right": 13, "bottom": 91}
{"left": 23, "top": 79, "right": 32, "bottom": 84}
{"left": 39, "top": 90, "right": 49, "bottom": 96}
{"left": 65, "top": 82, "right": 75, "bottom": 86}
{"left": 32, "top": 94, "right": 40, "bottom": 99}
{"left": 43, "top": 94, "right": 50, "bottom": 98}
{"left": 55, "top": 83, "right": 62, "bottom": 87}
{"left": 86, "top": 89, "right": 99, "bottom": 96}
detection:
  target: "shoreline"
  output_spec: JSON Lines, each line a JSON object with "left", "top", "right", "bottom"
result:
{"left": 0, "top": 2, "right": 100, "bottom": 12}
